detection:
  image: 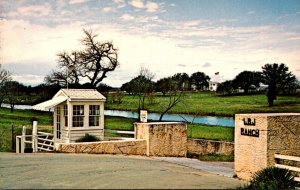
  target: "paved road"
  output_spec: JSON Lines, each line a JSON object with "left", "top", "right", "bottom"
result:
{"left": 154, "top": 157, "right": 235, "bottom": 177}
{"left": 0, "top": 153, "right": 245, "bottom": 189}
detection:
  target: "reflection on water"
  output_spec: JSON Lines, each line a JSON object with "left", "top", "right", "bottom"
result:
{"left": 104, "top": 110, "right": 234, "bottom": 127}
{"left": 1, "top": 104, "right": 234, "bottom": 127}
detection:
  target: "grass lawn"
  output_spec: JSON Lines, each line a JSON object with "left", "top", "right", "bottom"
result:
{"left": 105, "top": 92, "right": 300, "bottom": 116}
{"left": 0, "top": 107, "right": 234, "bottom": 151}
{"left": 0, "top": 107, "right": 53, "bottom": 152}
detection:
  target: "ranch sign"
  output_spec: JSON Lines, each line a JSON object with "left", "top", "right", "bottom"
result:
{"left": 241, "top": 118, "right": 259, "bottom": 137}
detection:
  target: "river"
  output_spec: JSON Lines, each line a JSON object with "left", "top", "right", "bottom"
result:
{"left": 1, "top": 104, "right": 234, "bottom": 127}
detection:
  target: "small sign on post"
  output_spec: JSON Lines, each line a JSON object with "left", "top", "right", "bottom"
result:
{"left": 140, "top": 110, "right": 148, "bottom": 123}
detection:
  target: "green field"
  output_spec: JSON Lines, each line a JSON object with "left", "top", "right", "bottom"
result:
{"left": 1, "top": 92, "right": 298, "bottom": 151}
{"left": 0, "top": 107, "right": 234, "bottom": 152}
{"left": 0, "top": 108, "right": 53, "bottom": 152}
{"left": 105, "top": 92, "right": 300, "bottom": 116}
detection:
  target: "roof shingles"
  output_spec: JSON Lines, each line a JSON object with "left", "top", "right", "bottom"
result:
{"left": 60, "top": 89, "right": 106, "bottom": 100}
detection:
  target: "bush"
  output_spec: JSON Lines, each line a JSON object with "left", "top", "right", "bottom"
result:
{"left": 75, "top": 133, "right": 101, "bottom": 142}
{"left": 245, "top": 167, "right": 297, "bottom": 189}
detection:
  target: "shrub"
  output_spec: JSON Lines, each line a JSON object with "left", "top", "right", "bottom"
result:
{"left": 75, "top": 133, "right": 101, "bottom": 142}
{"left": 245, "top": 166, "right": 297, "bottom": 189}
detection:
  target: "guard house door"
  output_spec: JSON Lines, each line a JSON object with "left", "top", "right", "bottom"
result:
{"left": 56, "top": 108, "right": 61, "bottom": 139}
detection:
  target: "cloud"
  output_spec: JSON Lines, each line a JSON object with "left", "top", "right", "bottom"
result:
{"left": 128, "top": 0, "right": 159, "bottom": 12}
{"left": 202, "top": 62, "right": 211, "bottom": 67}
{"left": 12, "top": 74, "right": 45, "bottom": 86}
{"left": 129, "top": 0, "right": 144, "bottom": 9}
{"left": 146, "top": 1, "right": 158, "bottom": 12}
{"left": 102, "top": 7, "right": 117, "bottom": 13}
{"left": 247, "top": 11, "right": 255, "bottom": 15}
{"left": 7, "top": 3, "right": 52, "bottom": 17}
{"left": 113, "top": 0, "right": 126, "bottom": 8}
{"left": 121, "top": 14, "right": 135, "bottom": 21}
{"left": 183, "top": 20, "right": 202, "bottom": 27}
{"left": 69, "top": 0, "right": 89, "bottom": 4}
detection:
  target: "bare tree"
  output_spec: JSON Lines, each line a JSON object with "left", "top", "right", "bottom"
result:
{"left": 46, "top": 29, "right": 119, "bottom": 87}
{"left": 158, "top": 90, "right": 184, "bottom": 121}
{"left": 135, "top": 66, "right": 155, "bottom": 111}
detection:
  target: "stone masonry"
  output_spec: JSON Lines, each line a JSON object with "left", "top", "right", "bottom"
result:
{"left": 135, "top": 122, "right": 187, "bottom": 157}
{"left": 235, "top": 113, "right": 300, "bottom": 181}
{"left": 187, "top": 139, "right": 234, "bottom": 156}
{"left": 57, "top": 139, "right": 146, "bottom": 155}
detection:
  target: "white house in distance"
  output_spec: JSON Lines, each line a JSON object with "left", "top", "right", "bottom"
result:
{"left": 209, "top": 81, "right": 219, "bottom": 91}
{"left": 33, "top": 89, "right": 106, "bottom": 143}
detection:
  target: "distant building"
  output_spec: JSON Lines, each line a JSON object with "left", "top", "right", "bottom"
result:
{"left": 209, "top": 81, "right": 219, "bottom": 91}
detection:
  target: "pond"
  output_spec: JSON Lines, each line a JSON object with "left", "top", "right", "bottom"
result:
{"left": 1, "top": 104, "right": 234, "bottom": 127}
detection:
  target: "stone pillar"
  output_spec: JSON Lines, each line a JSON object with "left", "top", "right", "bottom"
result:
{"left": 234, "top": 113, "right": 300, "bottom": 181}
{"left": 135, "top": 122, "right": 187, "bottom": 157}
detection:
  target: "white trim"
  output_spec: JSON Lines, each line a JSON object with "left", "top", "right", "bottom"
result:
{"left": 32, "top": 96, "right": 67, "bottom": 111}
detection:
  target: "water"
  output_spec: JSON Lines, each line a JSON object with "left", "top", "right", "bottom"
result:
{"left": 1, "top": 104, "right": 234, "bottom": 127}
{"left": 105, "top": 110, "right": 234, "bottom": 127}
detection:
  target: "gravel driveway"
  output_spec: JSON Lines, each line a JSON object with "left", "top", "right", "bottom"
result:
{"left": 0, "top": 153, "right": 245, "bottom": 189}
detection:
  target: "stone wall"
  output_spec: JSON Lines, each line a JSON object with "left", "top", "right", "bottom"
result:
{"left": 187, "top": 139, "right": 234, "bottom": 156}
{"left": 135, "top": 122, "right": 187, "bottom": 157}
{"left": 235, "top": 113, "right": 300, "bottom": 181}
{"left": 57, "top": 139, "right": 146, "bottom": 155}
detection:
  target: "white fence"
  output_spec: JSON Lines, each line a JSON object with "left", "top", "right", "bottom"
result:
{"left": 275, "top": 154, "right": 300, "bottom": 183}
{"left": 104, "top": 129, "right": 135, "bottom": 140}
{"left": 16, "top": 122, "right": 54, "bottom": 153}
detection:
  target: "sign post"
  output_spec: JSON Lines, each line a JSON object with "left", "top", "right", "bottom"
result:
{"left": 140, "top": 110, "right": 148, "bottom": 123}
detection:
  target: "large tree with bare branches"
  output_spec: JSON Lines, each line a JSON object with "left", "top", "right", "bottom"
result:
{"left": 46, "top": 29, "right": 119, "bottom": 87}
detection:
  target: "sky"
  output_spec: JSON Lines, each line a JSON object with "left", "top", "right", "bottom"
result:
{"left": 1, "top": 0, "right": 300, "bottom": 87}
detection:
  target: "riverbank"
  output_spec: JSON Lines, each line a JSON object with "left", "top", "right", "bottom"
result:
{"left": 105, "top": 92, "right": 300, "bottom": 117}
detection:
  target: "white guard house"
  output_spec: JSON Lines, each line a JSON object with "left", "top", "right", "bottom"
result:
{"left": 33, "top": 89, "right": 106, "bottom": 143}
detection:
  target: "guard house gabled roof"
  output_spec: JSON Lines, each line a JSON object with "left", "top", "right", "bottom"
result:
{"left": 54, "top": 89, "right": 106, "bottom": 101}
{"left": 33, "top": 89, "right": 106, "bottom": 111}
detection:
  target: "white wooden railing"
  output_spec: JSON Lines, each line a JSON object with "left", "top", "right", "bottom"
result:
{"left": 16, "top": 122, "right": 54, "bottom": 153}
{"left": 275, "top": 154, "right": 300, "bottom": 183}
{"left": 104, "top": 129, "right": 135, "bottom": 140}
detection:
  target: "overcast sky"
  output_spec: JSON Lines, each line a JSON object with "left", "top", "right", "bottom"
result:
{"left": 1, "top": 0, "right": 300, "bottom": 87}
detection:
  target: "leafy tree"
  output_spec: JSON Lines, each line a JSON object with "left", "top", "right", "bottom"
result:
{"left": 190, "top": 71, "right": 210, "bottom": 91}
{"left": 120, "top": 81, "right": 135, "bottom": 95}
{"left": 0, "top": 64, "right": 11, "bottom": 107}
{"left": 123, "top": 67, "right": 155, "bottom": 111}
{"left": 233, "top": 71, "right": 262, "bottom": 94}
{"left": 2, "top": 81, "right": 24, "bottom": 112}
{"left": 97, "top": 83, "right": 113, "bottom": 92}
{"left": 262, "top": 63, "right": 297, "bottom": 106}
{"left": 156, "top": 77, "right": 174, "bottom": 95}
{"left": 46, "top": 29, "right": 119, "bottom": 88}
{"left": 171, "top": 73, "right": 190, "bottom": 91}
{"left": 216, "top": 80, "right": 234, "bottom": 95}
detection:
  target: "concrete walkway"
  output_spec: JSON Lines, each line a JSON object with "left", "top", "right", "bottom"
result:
{"left": 154, "top": 157, "right": 235, "bottom": 177}
{"left": 0, "top": 153, "right": 245, "bottom": 189}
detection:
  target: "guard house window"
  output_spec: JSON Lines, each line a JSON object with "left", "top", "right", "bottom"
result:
{"left": 64, "top": 105, "right": 68, "bottom": 127}
{"left": 73, "top": 105, "right": 84, "bottom": 127}
{"left": 89, "top": 105, "right": 100, "bottom": 127}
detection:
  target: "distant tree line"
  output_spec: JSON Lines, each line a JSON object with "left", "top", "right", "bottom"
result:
{"left": 121, "top": 71, "right": 211, "bottom": 96}
{"left": 217, "top": 63, "right": 299, "bottom": 106}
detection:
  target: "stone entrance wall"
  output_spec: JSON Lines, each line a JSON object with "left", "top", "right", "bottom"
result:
{"left": 187, "top": 139, "right": 234, "bottom": 156}
{"left": 235, "top": 113, "right": 300, "bottom": 180}
{"left": 57, "top": 122, "right": 187, "bottom": 157}
{"left": 135, "top": 122, "right": 187, "bottom": 157}
{"left": 57, "top": 139, "right": 147, "bottom": 155}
